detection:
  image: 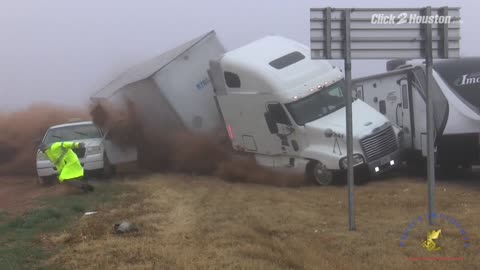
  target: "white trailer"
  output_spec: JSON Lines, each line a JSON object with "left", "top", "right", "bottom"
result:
{"left": 92, "top": 31, "right": 402, "bottom": 185}
{"left": 353, "top": 58, "right": 480, "bottom": 170}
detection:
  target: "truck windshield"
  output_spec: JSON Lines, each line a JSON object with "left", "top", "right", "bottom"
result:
{"left": 43, "top": 124, "right": 102, "bottom": 144}
{"left": 285, "top": 80, "right": 346, "bottom": 125}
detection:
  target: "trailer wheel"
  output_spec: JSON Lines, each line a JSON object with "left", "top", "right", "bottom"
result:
{"left": 406, "top": 152, "right": 426, "bottom": 176}
{"left": 307, "top": 161, "right": 333, "bottom": 186}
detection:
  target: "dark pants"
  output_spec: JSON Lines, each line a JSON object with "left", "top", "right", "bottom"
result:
{"left": 62, "top": 177, "right": 94, "bottom": 192}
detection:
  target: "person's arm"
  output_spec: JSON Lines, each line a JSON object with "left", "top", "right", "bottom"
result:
{"left": 61, "top": 142, "right": 85, "bottom": 149}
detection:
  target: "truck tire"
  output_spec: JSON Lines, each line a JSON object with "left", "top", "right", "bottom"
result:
{"left": 438, "top": 162, "right": 458, "bottom": 178}
{"left": 307, "top": 160, "right": 333, "bottom": 186}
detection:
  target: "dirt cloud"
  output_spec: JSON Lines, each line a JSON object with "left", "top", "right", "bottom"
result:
{"left": 0, "top": 104, "right": 89, "bottom": 175}
{"left": 90, "top": 100, "right": 305, "bottom": 187}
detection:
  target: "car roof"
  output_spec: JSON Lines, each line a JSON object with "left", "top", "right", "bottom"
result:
{"left": 49, "top": 120, "right": 95, "bottom": 129}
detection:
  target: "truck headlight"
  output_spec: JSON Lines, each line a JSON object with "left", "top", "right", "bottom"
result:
{"left": 86, "top": 146, "right": 102, "bottom": 155}
{"left": 37, "top": 151, "right": 49, "bottom": 161}
{"left": 339, "top": 154, "right": 365, "bottom": 169}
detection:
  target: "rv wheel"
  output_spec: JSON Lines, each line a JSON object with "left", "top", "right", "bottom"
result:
{"left": 307, "top": 161, "right": 333, "bottom": 186}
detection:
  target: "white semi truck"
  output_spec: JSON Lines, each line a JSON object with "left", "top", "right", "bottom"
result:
{"left": 92, "top": 31, "right": 401, "bottom": 185}
{"left": 353, "top": 58, "right": 480, "bottom": 171}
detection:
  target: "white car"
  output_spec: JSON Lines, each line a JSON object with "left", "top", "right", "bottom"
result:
{"left": 36, "top": 120, "right": 115, "bottom": 184}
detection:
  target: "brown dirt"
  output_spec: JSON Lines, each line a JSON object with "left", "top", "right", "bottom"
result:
{"left": 0, "top": 104, "right": 89, "bottom": 175}
{"left": 0, "top": 176, "right": 72, "bottom": 214}
{"left": 47, "top": 174, "right": 480, "bottom": 270}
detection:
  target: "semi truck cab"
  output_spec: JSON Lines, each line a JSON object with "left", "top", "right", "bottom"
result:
{"left": 209, "top": 36, "right": 401, "bottom": 185}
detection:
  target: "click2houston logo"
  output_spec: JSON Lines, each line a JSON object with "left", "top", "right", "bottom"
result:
{"left": 399, "top": 212, "right": 472, "bottom": 261}
{"left": 371, "top": 13, "right": 458, "bottom": 25}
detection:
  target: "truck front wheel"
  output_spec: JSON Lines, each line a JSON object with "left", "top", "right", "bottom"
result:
{"left": 307, "top": 161, "right": 333, "bottom": 186}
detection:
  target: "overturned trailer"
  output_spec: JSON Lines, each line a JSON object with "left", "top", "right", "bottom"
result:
{"left": 92, "top": 31, "right": 225, "bottom": 135}
{"left": 91, "top": 31, "right": 226, "bottom": 165}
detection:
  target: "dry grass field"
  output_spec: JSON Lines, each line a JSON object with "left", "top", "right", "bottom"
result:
{"left": 42, "top": 173, "right": 480, "bottom": 270}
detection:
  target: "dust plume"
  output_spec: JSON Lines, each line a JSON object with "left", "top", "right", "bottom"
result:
{"left": 0, "top": 104, "right": 89, "bottom": 175}
{"left": 90, "top": 100, "right": 304, "bottom": 187}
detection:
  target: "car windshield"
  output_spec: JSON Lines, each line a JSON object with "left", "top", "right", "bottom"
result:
{"left": 285, "top": 80, "right": 346, "bottom": 125}
{"left": 43, "top": 124, "right": 101, "bottom": 144}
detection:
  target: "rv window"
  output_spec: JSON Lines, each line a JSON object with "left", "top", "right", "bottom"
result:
{"left": 269, "top": 51, "right": 305, "bottom": 69}
{"left": 401, "top": 84, "right": 409, "bottom": 109}
{"left": 224, "top": 72, "right": 241, "bottom": 88}
{"left": 267, "top": 103, "right": 292, "bottom": 125}
{"left": 355, "top": 85, "right": 364, "bottom": 100}
{"left": 379, "top": 100, "right": 386, "bottom": 115}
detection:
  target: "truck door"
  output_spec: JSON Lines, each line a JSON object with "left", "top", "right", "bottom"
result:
{"left": 264, "top": 102, "right": 302, "bottom": 156}
{"left": 398, "top": 79, "right": 412, "bottom": 148}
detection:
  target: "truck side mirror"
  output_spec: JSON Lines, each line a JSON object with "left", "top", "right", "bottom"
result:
{"left": 264, "top": 112, "right": 279, "bottom": 134}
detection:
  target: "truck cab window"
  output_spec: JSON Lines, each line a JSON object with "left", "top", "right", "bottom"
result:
{"left": 224, "top": 71, "right": 241, "bottom": 88}
{"left": 267, "top": 103, "right": 292, "bottom": 125}
{"left": 269, "top": 51, "right": 305, "bottom": 69}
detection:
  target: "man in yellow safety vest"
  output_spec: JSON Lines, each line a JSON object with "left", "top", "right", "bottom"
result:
{"left": 38, "top": 141, "right": 94, "bottom": 192}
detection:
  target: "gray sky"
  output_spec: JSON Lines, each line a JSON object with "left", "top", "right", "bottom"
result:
{"left": 0, "top": 0, "right": 477, "bottom": 111}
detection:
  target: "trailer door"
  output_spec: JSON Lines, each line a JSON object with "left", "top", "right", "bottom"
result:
{"left": 399, "top": 79, "right": 412, "bottom": 148}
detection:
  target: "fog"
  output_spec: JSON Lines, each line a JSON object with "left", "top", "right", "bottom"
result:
{"left": 0, "top": 0, "right": 477, "bottom": 111}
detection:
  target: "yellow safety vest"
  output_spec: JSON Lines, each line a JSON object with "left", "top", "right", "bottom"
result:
{"left": 45, "top": 142, "right": 84, "bottom": 182}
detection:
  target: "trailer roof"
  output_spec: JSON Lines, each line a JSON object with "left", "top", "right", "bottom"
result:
{"left": 352, "top": 58, "right": 464, "bottom": 84}
{"left": 92, "top": 31, "right": 218, "bottom": 99}
{"left": 352, "top": 67, "right": 413, "bottom": 84}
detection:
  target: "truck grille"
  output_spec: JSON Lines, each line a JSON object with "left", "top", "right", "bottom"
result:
{"left": 360, "top": 125, "right": 398, "bottom": 162}
{"left": 72, "top": 148, "right": 85, "bottom": 159}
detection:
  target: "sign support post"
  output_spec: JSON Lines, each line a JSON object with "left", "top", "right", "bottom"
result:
{"left": 424, "top": 6, "right": 436, "bottom": 225}
{"left": 344, "top": 8, "right": 356, "bottom": 231}
{"left": 310, "top": 6, "right": 461, "bottom": 230}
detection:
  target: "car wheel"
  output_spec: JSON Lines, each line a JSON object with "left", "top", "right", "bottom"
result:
{"left": 101, "top": 154, "right": 115, "bottom": 179}
{"left": 37, "top": 176, "right": 54, "bottom": 186}
{"left": 307, "top": 161, "right": 333, "bottom": 186}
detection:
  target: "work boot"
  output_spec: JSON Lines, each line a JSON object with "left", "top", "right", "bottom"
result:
{"left": 81, "top": 183, "right": 95, "bottom": 192}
